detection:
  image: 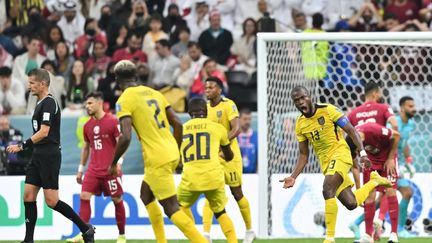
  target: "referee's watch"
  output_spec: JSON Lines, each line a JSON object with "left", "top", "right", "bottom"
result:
{"left": 17, "top": 143, "right": 24, "bottom": 151}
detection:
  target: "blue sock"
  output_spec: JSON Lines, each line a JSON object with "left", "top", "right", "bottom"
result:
{"left": 399, "top": 198, "right": 410, "bottom": 231}
{"left": 354, "top": 214, "right": 364, "bottom": 226}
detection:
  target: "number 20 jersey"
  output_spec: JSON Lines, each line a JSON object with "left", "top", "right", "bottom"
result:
{"left": 116, "top": 86, "right": 179, "bottom": 168}
{"left": 295, "top": 104, "right": 352, "bottom": 170}
{"left": 180, "top": 118, "right": 230, "bottom": 191}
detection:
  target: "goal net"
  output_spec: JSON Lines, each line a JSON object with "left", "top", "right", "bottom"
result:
{"left": 257, "top": 32, "right": 432, "bottom": 237}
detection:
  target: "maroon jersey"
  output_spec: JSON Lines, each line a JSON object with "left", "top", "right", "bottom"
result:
{"left": 84, "top": 113, "right": 120, "bottom": 177}
{"left": 348, "top": 101, "right": 394, "bottom": 127}
{"left": 356, "top": 123, "right": 393, "bottom": 166}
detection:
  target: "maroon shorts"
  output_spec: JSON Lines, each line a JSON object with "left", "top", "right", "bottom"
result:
{"left": 82, "top": 173, "right": 124, "bottom": 197}
{"left": 363, "top": 166, "right": 398, "bottom": 192}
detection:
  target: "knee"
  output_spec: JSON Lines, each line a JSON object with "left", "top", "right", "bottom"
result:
{"left": 80, "top": 192, "right": 91, "bottom": 201}
{"left": 345, "top": 201, "right": 358, "bottom": 211}
{"left": 403, "top": 188, "right": 413, "bottom": 198}
{"left": 214, "top": 209, "right": 226, "bottom": 219}
{"left": 112, "top": 196, "right": 122, "bottom": 204}
{"left": 23, "top": 192, "right": 35, "bottom": 202}
{"left": 45, "top": 198, "right": 58, "bottom": 208}
{"left": 322, "top": 185, "right": 336, "bottom": 199}
{"left": 140, "top": 193, "right": 152, "bottom": 205}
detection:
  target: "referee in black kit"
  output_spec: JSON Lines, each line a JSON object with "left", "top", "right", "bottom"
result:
{"left": 7, "top": 69, "right": 95, "bottom": 243}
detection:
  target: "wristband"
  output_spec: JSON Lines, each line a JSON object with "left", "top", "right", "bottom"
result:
{"left": 360, "top": 150, "right": 367, "bottom": 157}
{"left": 78, "top": 164, "right": 84, "bottom": 173}
{"left": 22, "top": 138, "right": 34, "bottom": 150}
{"left": 117, "top": 157, "right": 124, "bottom": 165}
{"left": 405, "top": 156, "right": 413, "bottom": 164}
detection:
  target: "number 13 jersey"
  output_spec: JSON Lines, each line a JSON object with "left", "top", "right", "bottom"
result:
{"left": 116, "top": 86, "right": 179, "bottom": 167}
{"left": 295, "top": 104, "right": 352, "bottom": 169}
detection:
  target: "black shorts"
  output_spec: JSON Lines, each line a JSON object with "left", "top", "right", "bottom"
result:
{"left": 25, "top": 145, "right": 61, "bottom": 189}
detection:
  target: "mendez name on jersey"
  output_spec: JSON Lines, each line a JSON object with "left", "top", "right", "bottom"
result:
{"left": 32, "top": 94, "right": 61, "bottom": 146}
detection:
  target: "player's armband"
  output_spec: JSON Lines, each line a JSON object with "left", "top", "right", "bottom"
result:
{"left": 336, "top": 116, "right": 349, "bottom": 127}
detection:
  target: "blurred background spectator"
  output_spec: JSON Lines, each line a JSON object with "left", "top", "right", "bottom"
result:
{"left": 149, "top": 39, "right": 180, "bottom": 89}
{"left": 0, "top": 67, "right": 26, "bottom": 115}
{"left": 238, "top": 108, "right": 258, "bottom": 174}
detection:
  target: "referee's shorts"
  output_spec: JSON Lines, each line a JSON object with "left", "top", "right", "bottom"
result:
{"left": 25, "top": 144, "right": 61, "bottom": 190}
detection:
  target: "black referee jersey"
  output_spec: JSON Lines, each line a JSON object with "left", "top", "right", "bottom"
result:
{"left": 32, "top": 94, "right": 61, "bottom": 147}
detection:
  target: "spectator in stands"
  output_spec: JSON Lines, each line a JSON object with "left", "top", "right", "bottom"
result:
{"left": 171, "top": 27, "right": 191, "bottom": 58}
{"left": 44, "top": 25, "right": 66, "bottom": 60}
{"left": 112, "top": 32, "right": 148, "bottom": 63}
{"left": 292, "top": 11, "right": 308, "bottom": 32}
{"left": 12, "top": 36, "right": 46, "bottom": 89}
{"left": 97, "top": 61, "right": 121, "bottom": 111}
{"left": 348, "top": 1, "right": 383, "bottom": 31}
{"left": 54, "top": 40, "right": 75, "bottom": 83}
{"left": 73, "top": 18, "right": 108, "bottom": 59}
{"left": 238, "top": 108, "right": 258, "bottom": 174}
{"left": 234, "top": 0, "right": 261, "bottom": 38}
{"left": 212, "top": 0, "right": 236, "bottom": 33}
{"left": 6, "top": 0, "right": 44, "bottom": 27}
{"left": 98, "top": 4, "right": 113, "bottom": 32}
{"left": 85, "top": 40, "right": 111, "bottom": 84}
{"left": 149, "top": 39, "right": 180, "bottom": 89}
{"left": 0, "top": 67, "right": 26, "bottom": 115}
{"left": 65, "top": 60, "right": 93, "bottom": 112}
{"left": 383, "top": 12, "right": 401, "bottom": 31}
{"left": 191, "top": 58, "right": 227, "bottom": 97}
{"left": 385, "top": 0, "right": 419, "bottom": 24}
{"left": 0, "top": 116, "right": 23, "bottom": 147}
{"left": 186, "top": 1, "right": 210, "bottom": 41}
{"left": 173, "top": 56, "right": 193, "bottom": 96}
{"left": 198, "top": 10, "right": 233, "bottom": 65}
{"left": 128, "top": 0, "right": 150, "bottom": 34}
{"left": 136, "top": 62, "right": 150, "bottom": 85}
{"left": 163, "top": 3, "right": 188, "bottom": 44}
{"left": 143, "top": 14, "right": 169, "bottom": 64}
{"left": 108, "top": 23, "right": 129, "bottom": 56}
{"left": 21, "top": 6, "right": 49, "bottom": 42}
{"left": 230, "top": 18, "right": 257, "bottom": 76}
{"left": 187, "top": 41, "right": 208, "bottom": 81}
{"left": 87, "top": 0, "right": 112, "bottom": 20}
{"left": 389, "top": 17, "right": 429, "bottom": 31}
{"left": 57, "top": 0, "right": 86, "bottom": 45}
{"left": 0, "top": 44, "right": 13, "bottom": 68}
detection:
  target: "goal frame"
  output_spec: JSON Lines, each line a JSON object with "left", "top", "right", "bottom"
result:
{"left": 256, "top": 31, "right": 432, "bottom": 238}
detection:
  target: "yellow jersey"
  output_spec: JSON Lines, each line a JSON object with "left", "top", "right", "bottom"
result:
{"left": 207, "top": 97, "right": 241, "bottom": 162}
{"left": 116, "top": 86, "right": 179, "bottom": 167}
{"left": 180, "top": 118, "right": 230, "bottom": 191}
{"left": 295, "top": 103, "right": 352, "bottom": 170}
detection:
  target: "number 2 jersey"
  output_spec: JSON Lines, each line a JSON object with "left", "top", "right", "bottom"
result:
{"left": 295, "top": 104, "right": 352, "bottom": 170}
{"left": 116, "top": 86, "right": 179, "bottom": 168}
{"left": 180, "top": 118, "right": 230, "bottom": 191}
{"left": 348, "top": 101, "right": 394, "bottom": 127}
{"left": 83, "top": 113, "right": 120, "bottom": 177}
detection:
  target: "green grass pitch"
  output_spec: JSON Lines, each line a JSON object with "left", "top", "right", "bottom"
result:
{"left": 1, "top": 239, "right": 430, "bottom": 243}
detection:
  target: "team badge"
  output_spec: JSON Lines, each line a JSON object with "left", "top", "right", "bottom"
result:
{"left": 94, "top": 125, "right": 100, "bottom": 134}
{"left": 318, "top": 116, "right": 325, "bottom": 125}
{"left": 217, "top": 111, "right": 222, "bottom": 118}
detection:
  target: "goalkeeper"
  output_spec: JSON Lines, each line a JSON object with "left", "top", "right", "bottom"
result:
{"left": 280, "top": 86, "right": 392, "bottom": 243}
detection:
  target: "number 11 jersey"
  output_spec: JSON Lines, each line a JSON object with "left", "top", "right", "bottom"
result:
{"left": 116, "top": 86, "right": 179, "bottom": 168}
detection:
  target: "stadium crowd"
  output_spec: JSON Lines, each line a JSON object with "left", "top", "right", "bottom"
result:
{"left": 0, "top": 0, "right": 431, "bottom": 115}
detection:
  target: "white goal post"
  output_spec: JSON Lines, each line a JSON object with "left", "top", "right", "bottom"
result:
{"left": 257, "top": 32, "right": 432, "bottom": 238}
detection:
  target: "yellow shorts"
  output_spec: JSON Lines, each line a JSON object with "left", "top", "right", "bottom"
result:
{"left": 323, "top": 155, "right": 354, "bottom": 197}
{"left": 144, "top": 159, "right": 178, "bottom": 200}
{"left": 177, "top": 186, "right": 228, "bottom": 213}
{"left": 222, "top": 158, "right": 243, "bottom": 187}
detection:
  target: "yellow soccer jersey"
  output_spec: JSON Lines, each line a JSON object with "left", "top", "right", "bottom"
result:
{"left": 207, "top": 97, "right": 241, "bottom": 161}
{"left": 180, "top": 118, "right": 230, "bottom": 191}
{"left": 295, "top": 103, "right": 352, "bottom": 171}
{"left": 116, "top": 86, "right": 179, "bottom": 167}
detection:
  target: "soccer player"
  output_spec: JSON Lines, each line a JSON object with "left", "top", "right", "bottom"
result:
{"left": 203, "top": 76, "right": 255, "bottom": 243}
{"left": 66, "top": 92, "right": 126, "bottom": 243}
{"left": 279, "top": 86, "right": 392, "bottom": 243}
{"left": 6, "top": 69, "right": 95, "bottom": 243}
{"left": 178, "top": 97, "right": 238, "bottom": 243}
{"left": 109, "top": 60, "right": 207, "bottom": 243}
{"left": 348, "top": 81, "right": 399, "bottom": 242}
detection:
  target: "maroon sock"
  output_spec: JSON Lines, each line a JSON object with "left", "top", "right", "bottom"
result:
{"left": 378, "top": 195, "right": 388, "bottom": 220}
{"left": 79, "top": 199, "right": 91, "bottom": 223}
{"left": 387, "top": 195, "right": 399, "bottom": 233}
{"left": 364, "top": 202, "right": 376, "bottom": 236}
{"left": 115, "top": 200, "right": 126, "bottom": 235}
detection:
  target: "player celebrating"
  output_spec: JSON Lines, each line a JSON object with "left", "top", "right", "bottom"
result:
{"left": 348, "top": 81, "right": 399, "bottom": 242}
{"left": 203, "top": 76, "right": 255, "bottom": 242}
{"left": 7, "top": 69, "right": 95, "bottom": 243}
{"left": 279, "top": 86, "right": 392, "bottom": 243}
{"left": 66, "top": 92, "right": 126, "bottom": 243}
{"left": 110, "top": 60, "right": 207, "bottom": 243}
{"left": 178, "top": 98, "right": 238, "bottom": 243}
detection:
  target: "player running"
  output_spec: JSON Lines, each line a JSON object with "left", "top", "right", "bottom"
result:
{"left": 178, "top": 97, "right": 238, "bottom": 243}
{"left": 348, "top": 81, "right": 399, "bottom": 243}
{"left": 279, "top": 86, "right": 392, "bottom": 243}
{"left": 203, "top": 76, "right": 255, "bottom": 243}
{"left": 66, "top": 92, "right": 126, "bottom": 243}
{"left": 110, "top": 60, "right": 206, "bottom": 243}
